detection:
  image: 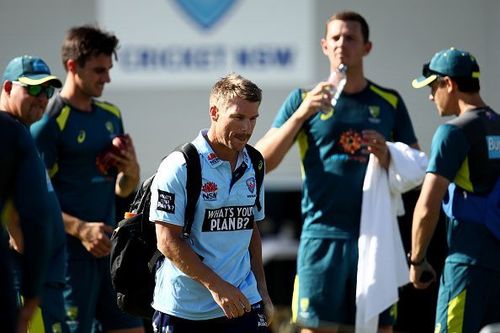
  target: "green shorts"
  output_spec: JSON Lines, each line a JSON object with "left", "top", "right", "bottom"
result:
{"left": 64, "top": 257, "right": 143, "bottom": 333}
{"left": 291, "top": 238, "right": 396, "bottom": 329}
{"left": 435, "top": 262, "right": 500, "bottom": 333}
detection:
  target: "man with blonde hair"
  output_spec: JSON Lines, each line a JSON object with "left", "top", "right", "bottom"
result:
{"left": 150, "top": 73, "right": 274, "bottom": 332}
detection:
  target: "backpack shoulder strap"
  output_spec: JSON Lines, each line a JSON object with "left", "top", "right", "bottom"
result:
{"left": 176, "top": 143, "right": 201, "bottom": 238}
{"left": 245, "top": 144, "right": 265, "bottom": 212}
{"left": 130, "top": 174, "right": 156, "bottom": 214}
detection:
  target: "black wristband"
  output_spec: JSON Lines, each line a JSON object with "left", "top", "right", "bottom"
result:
{"left": 407, "top": 252, "right": 425, "bottom": 266}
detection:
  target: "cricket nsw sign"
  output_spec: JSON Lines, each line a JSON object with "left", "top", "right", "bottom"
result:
{"left": 97, "top": 0, "right": 314, "bottom": 87}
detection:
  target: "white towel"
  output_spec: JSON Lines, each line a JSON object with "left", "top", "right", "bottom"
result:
{"left": 355, "top": 142, "right": 428, "bottom": 333}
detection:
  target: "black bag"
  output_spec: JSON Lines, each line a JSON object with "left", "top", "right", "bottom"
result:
{"left": 110, "top": 143, "right": 201, "bottom": 318}
{"left": 110, "top": 143, "right": 264, "bottom": 318}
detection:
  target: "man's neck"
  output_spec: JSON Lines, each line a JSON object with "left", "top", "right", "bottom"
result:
{"left": 457, "top": 93, "right": 487, "bottom": 116}
{"left": 59, "top": 85, "right": 93, "bottom": 112}
{"left": 341, "top": 65, "right": 368, "bottom": 94}
{"left": 205, "top": 131, "right": 239, "bottom": 171}
{"left": 344, "top": 76, "right": 368, "bottom": 94}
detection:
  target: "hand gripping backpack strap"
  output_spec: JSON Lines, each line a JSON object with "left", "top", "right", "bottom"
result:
{"left": 245, "top": 144, "right": 265, "bottom": 212}
{"left": 177, "top": 143, "right": 202, "bottom": 239}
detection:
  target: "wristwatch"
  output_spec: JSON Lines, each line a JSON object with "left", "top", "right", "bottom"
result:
{"left": 407, "top": 252, "right": 425, "bottom": 266}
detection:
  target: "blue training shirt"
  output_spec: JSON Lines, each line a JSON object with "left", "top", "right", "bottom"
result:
{"left": 42, "top": 171, "right": 67, "bottom": 284}
{"left": 31, "top": 94, "right": 124, "bottom": 259}
{"left": 272, "top": 81, "right": 417, "bottom": 239}
{"left": 150, "top": 130, "right": 265, "bottom": 320}
{"left": 427, "top": 107, "right": 500, "bottom": 271}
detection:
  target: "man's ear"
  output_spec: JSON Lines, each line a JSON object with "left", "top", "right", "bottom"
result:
{"left": 66, "top": 58, "right": 77, "bottom": 73}
{"left": 209, "top": 105, "right": 219, "bottom": 121}
{"left": 3, "top": 80, "right": 13, "bottom": 95}
{"left": 320, "top": 38, "right": 328, "bottom": 56}
{"left": 444, "top": 76, "right": 455, "bottom": 93}
{"left": 363, "top": 41, "right": 373, "bottom": 56}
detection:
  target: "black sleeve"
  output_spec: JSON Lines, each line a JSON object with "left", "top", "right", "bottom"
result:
{"left": 12, "top": 124, "right": 52, "bottom": 298}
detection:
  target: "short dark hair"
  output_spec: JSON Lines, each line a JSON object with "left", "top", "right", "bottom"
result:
{"left": 325, "top": 11, "right": 370, "bottom": 43}
{"left": 453, "top": 77, "right": 480, "bottom": 93}
{"left": 61, "top": 25, "right": 119, "bottom": 70}
{"left": 210, "top": 73, "right": 262, "bottom": 109}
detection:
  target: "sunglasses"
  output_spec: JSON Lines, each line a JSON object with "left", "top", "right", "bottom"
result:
{"left": 12, "top": 81, "right": 55, "bottom": 98}
{"left": 422, "top": 62, "right": 446, "bottom": 78}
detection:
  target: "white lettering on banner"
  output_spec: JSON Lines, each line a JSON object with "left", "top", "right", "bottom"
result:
{"left": 210, "top": 217, "right": 247, "bottom": 231}
{"left": 97, "top": 0, "right": 313, "bottom": 86}
{"left": 235, "top": 47, "right": 294, "bottom": 68}
{"left": 120, "top": 46, "right": 226, "bottom": 71}
{"left": 118, "top": 45, "right": 294, "bottom": 72}
{"left": 203, "top": 205, "right": 254, "bottom": 232}
{"left": 236, "top": 206, "right": 253, "bottom": 217}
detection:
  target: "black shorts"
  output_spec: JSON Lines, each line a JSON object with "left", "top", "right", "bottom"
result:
{"left": 152, "top": 301, "right": 269, "bottom": 333}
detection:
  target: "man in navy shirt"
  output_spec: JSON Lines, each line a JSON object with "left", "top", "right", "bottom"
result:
{"left": 0, "top": 55, "right": 68, "bottom": 333}
{"left": 411, "top": 47, "right": 500, "bottom": 333}
{"left": 0, "top": 112, "right": 51, "bottom": 333}
{"left": 31, "top": 25, "right": 142, "bottom": 333}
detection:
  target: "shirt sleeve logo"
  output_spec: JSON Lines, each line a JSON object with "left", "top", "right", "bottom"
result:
{"left": 157, "top": 190, "right": 175, "bottom": 213}
{"left": 487, "top": 136, "right": 500, "bottom": 159}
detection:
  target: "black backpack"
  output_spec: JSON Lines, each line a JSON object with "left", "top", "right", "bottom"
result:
{"left": 110, "top": 143, "right": 264, "bottom": 319}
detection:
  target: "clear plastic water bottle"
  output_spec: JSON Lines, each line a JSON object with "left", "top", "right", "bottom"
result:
{"left": 328, "top": 64, "right": 347, "bottom": 107}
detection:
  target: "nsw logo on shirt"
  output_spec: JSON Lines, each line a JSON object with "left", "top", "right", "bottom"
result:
{"left": 157, "top": 190, "right": 175, "bottom": 213}
{"left": 202, "top": 181, "right": 218, "bottom": 201}
{"left": 487, "top": 136, "right": 500, "bottom": 159}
